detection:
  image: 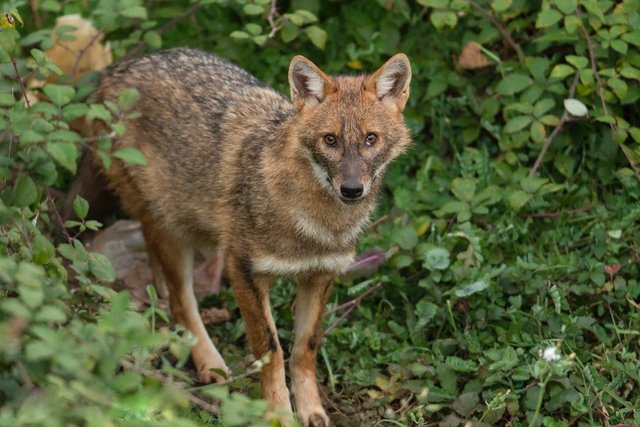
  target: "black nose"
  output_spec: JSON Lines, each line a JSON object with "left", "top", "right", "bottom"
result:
{"left": 340, "top": 183, "right": 364, "bottom": 199}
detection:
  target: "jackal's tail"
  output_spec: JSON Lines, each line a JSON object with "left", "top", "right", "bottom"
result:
{"left": 62, "top": 148, "right": 118, "bottom": 225}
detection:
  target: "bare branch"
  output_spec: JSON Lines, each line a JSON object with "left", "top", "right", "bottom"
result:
{"left": 468, "top": 0, "right": 526, "bottom": 65}
{"left": 529, "top": 73, "right": 580, "bottom": 176}
{"left": 8, "top": 53, "right": 31, "bottom": 108}
{"left": 70, "top": 30, "right": 104, "bottom": 80}
{"left": 324, "top": 282, "right": 383, "bottom": 334}
{"left": 267, "top": 0, "right": 284, "bottom": 38}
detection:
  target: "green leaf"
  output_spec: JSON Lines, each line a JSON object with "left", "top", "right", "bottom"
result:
{"left": 504, "top": 116, "right": 533, "bottom": 133}
{"left": 113, "top": 147, "right": 148, "bottom": 166}
{"left": 555, "top": 0, "right": 577, "bottom": 15}
{"left": 32, "top": 234, "right": 55, "bottom": 265}
{"left": 422, "top": 247, "right": 450, "bottom": 271}
{"left": 491, "top": 0, "right": 512, "bottom": 13}
{"left": 230, "top": 31, "right": 251, "bottom": 39}
{"left": 245, "top": 23, "right": 262, "bottom": 36}
{"left": 611, "top": 40, "right": 628, "bottom": 55}
{"left": 453, "top": 392, "right": 480, "bottom": 417}
{"left": 521, "top": 176, "right": 548, "bottom": 193}
{"left": 14, "top": 175, "right": 38, "bottom": 207}
{"left": 46, "top": 142, "right": 78, "bottom": 173}
{"left": 393, "top": 225, "right": 418, "bottom": 250}
{"left": 507, "top": 190, "right": 532, "bottom": 210}
{"left": 62, "top": 103, "right": 89, "bottom": 120}
{"left": 451, "top": 178, "right": 476, "bottom": 202}
{"left": 73, "top": 196, "right": 89, "bottom": 220}
{"left": 608, "top": 78, "right": 628, "bottom": 100}
{"left": 563, "top": 98, "right": 588, "bottom": 117}
{"left": 533, "top": 98, "right": 555, "bottom": 117}
{"left": 89, "top": 253, "right": 116, "bottom": 282}
{"left": 446, "top": 355, "right": 478, "bottom": 372}
{"left": 621, "top": 32, "right": 640, "bottom": 46}
{"left": 117, "top": 88, "right": 140, "bottom": 111}
{"left": 496, "top": 74, "right": 532, "bottom": 95}
{"left": 43, "top": 84, "right": 75, "bottom": 107}
{"left": 87, "top": 104, "right": 112, "bottom": 121}
{"left": 121, "top": 6, "right": 148, "bottom": 19}
{"left": 530, "top": 121, "right": 546, "bottom": 143}
{"left": 143, "top": 31, "right": 162, "bottom": 49}
{"left": 430, "top": 11, "right": 457, "bottom": 29}
{"left": 417, "top": 0, "right": 449, "bottom": 7}
{"left": 304, "top": 26, "right": 327, "bottom": 50}
{"left": 565, "top": 55, "right": 588, "bottom": 70}
{"left": 454, "top": 280, "right": 489, "bottom": 298}
{"left": 243, "top": 4, "right": 264, "bottom": 15}
{"left": 620, "top": 67, "right": 640, "bottom": 81}
{"left": 536, "top": 9, "right": 563, "bottom": 28}
{"left": 550, "top": 64, "right": 574, "bottom": 79}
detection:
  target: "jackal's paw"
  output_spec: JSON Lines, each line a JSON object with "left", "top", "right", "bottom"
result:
{"left": 300, "top": 410, "right": 330, "bottom": 427}
{"left": 195, "top": 362, "right": 229, "bottom": 384}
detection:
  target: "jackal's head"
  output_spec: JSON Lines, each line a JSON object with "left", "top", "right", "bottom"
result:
{"left": 288, "top": 54, "right": 412, "bottom": 204}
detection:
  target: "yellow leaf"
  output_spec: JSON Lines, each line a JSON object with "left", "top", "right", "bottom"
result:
{"left": 1, "top": 13, "right": 16, "bottom": 29}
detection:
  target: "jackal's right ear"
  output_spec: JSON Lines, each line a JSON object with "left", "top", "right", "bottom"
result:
{"left": 289, "top": 56, "right": 336, "bottom": 111}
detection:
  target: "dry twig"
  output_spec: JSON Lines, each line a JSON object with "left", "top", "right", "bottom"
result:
{"left": 468, "top": 0, "right": 526, "bottom": 65}
{"left": 324, "top": 282, "right": 383, "bottom": 334}
{"left": 529, "top": 73, "right": 580, "bottom": 176}
{"left": 267, "top": 0, "right": 283, "bottom": 38}
{"left": 69, "top": 29, "right": 104, "bottom": 79}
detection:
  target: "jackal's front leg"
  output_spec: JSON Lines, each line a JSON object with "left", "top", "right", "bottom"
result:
{"left": 291, "top": 274, "right": 334, "bottom": 427}
{"left": 226, "top": 252, "right": 293, "bottom": 419}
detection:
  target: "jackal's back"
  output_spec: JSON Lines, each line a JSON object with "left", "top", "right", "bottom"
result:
{"left": 97, "top": 48, "right": 294, "bottom": 242}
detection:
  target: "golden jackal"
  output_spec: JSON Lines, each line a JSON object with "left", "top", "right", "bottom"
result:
{"left": 96, "top": 48, "right": 411, "bottom": 426}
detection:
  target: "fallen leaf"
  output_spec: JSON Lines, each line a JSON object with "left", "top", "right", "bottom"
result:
{"left": 459, "top": 41, "right": 489, "bottom": 69}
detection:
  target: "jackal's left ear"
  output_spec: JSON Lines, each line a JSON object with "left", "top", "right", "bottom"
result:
{"left": 289, "top": 56, "right": 337, "bottom": 111}
{"left": 366, "top": 53, "right": 412, "bottom": 112}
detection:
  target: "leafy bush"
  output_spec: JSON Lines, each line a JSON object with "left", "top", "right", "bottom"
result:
{"left": 1, "top": 0, "right": 639, "bottom": 426}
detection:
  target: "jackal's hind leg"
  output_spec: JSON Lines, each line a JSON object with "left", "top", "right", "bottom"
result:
{"left": 142, "top": 222, "right": 228, "bottom": 383}
{"left": 291, "top": 274, "right": 333, "bottom": 427}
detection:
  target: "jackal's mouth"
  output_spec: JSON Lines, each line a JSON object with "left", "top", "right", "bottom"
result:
{"left": 338, "top": 195, "right": 365, "bottom": 205}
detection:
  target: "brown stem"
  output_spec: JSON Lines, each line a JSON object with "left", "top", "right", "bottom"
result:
{"left": 524, "top": 205, "right": 593, "bottom": 219}
{"left": 120, "top": 359, "right": 219, "bottom": 414}
{"left": 324, "top": 282, "right": 383, "bottom": 334}
{"left": 9, "top": 53, "right": 31, "bottom": 108}
{"left": 324, "top": 281, "right": 383, "bottom": 316}
{"left": 468, "top": 0, "right": 526, "bottom": 65}
{"left": 267, "top": 0, "right": 283, "bottom": 38}
{"left": 70, "top": 30, "right": 104, "bottom": 80}
{"left": 578, "top": 10, "right": 640, "bottom": 180}
{"left": 46, "top": 189, "right": 73, "bottom": 243}
{"left": 529, "top": 73, "right": 580, "bottom": 176}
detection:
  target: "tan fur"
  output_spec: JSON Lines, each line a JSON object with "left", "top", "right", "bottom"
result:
{"left": 93, "top": 49, "right": 412, "bottom": 427}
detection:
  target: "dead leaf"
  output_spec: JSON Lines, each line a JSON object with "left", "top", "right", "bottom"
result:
{"left": 459, "top": 41, "right": 489, "bottom": 69}
{"left": 28, "top": 14, "right": 113, "bottom": 93}
{"left": 200, "top": 307, "right": 232, "bottom": 326}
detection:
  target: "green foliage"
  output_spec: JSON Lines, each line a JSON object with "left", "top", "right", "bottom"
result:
{"left": 2, "top": 0, "right": 640, "bottom": 426}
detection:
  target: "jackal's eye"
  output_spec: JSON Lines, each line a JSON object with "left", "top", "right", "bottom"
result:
{"left": 365, "top": 133, "right": 378, "bottom": 146}
{"left": 324, "top": 133, "right": 337, "bottom": 146}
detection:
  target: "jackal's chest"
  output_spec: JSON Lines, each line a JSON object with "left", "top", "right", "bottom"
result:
{"left": 249, "top": 210, "right": 366, "bottom": 277}
{"left": 252, "top": 251, "right": 355, "bottom": 277}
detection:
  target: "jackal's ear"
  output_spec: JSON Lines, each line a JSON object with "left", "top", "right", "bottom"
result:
{"left": 366, "top": 53, "right": 412, "bottom": 112}
{"left": 289, "top": 56, "right": 336, "bottom": 111}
